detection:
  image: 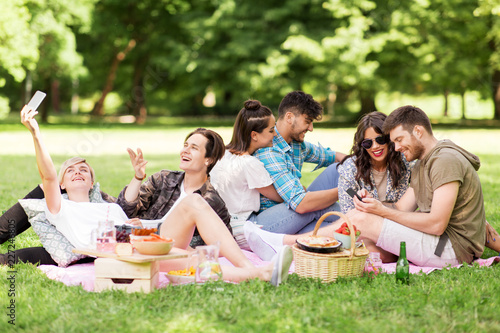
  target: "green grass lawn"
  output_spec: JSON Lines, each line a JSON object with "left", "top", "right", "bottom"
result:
{"left": 1, "top": 126, "right": 500, "bottom": 332}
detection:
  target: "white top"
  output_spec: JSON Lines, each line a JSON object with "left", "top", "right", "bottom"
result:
{"left": 161, "top": 180, "right": 188, "bottom": 220}
{"left": 45, "top": 198, "right": 129, "bottom": 249}
{"left": 210, "top": 150, "right": 274, "bottom": 220}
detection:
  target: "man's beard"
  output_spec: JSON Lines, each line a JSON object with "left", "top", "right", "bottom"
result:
{"left": 290, "top": 123, "right": 305, "bottom": 142}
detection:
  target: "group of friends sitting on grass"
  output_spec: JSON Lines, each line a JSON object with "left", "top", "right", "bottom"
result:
{"left": 1, "top": 91, "right": 499, "bottom": 286}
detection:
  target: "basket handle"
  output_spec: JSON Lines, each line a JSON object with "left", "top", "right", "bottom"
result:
{"left": 311, "top": 211, "right": 356, "bottom": 260}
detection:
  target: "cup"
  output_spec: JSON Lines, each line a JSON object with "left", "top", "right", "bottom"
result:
{"left": 365, "top": 252, "right": 383, "bottom": 274}
{"left": 89, "top": 228, "right": 98, "bottom": 250}
{"left": 194, "top": 244, "right": 222, "bottom": 283}
{"left": 96, "top": 220, "right": 116, "bottom": 252}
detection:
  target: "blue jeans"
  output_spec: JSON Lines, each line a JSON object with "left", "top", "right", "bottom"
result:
{"left": 250, "top": 163, "right": 341, "bottom": 234}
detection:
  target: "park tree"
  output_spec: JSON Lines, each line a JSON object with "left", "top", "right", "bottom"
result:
{"left": 0, "top": 0, "right": 39, "bottom": 116}
{"left": 315, "top": 0, "right": 400, "bottom": 116}
{"left": 475, "top": 0, "right": 500, "bottom": 119}
{"left": 392, "top": 0, "right": 491, "bottom": 118}
{"left": 24, "top": 0, "right": 96, "bottom": 122}
{"left": 80, "top": 0, "right": 204, "bottom": 123}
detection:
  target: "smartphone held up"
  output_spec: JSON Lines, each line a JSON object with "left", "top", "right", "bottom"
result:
{"left": 27, "top": 91, "right": 46, "bottom": 110}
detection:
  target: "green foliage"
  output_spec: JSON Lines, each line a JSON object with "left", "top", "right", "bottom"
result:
{"left": 1, "top": 0, "right": 500, "bottom": 119}
{"left": 0, "top": 0, "right": 39, "bottom": 82}
{"left": 0, "top": 96, "right": 10, "bottom": 119}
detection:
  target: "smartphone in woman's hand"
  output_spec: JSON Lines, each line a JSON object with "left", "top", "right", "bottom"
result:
{"left": 27, "top": 91, "right": 46, "bottom": 110}
{"left": 346, "top": 188, "right": 364, "bottom": 202}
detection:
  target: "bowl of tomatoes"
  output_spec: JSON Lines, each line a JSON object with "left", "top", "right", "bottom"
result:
{"left": 333, "top": 222, "right": 361, "bottom": 250}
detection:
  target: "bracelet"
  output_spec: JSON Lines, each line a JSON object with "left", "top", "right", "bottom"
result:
{"left": 134, "top": 174, "right": 146, "bottom": 181}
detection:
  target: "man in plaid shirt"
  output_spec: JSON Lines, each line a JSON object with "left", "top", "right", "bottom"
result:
{"left": 250, "top": 91, "right": 346, "bottom": 236}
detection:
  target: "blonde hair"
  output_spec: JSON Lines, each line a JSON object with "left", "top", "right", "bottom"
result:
{"left": 57, "top": 157, "right": 95, "bottom": 184}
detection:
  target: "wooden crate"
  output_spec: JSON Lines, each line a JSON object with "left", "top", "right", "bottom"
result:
{"left": 94, "top": 258, "right": 159, "bottom": 293}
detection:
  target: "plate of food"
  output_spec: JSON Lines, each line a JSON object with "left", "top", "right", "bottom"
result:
{"left": 296, "top": 236, "right": 342, "bottom": 253}
{"left": 166, "top": 266, "right": 196, "bottom": 285}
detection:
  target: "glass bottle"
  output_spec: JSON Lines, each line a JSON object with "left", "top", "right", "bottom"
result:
{"left": 395, "top": 241, "right": 409, "bottom": 285}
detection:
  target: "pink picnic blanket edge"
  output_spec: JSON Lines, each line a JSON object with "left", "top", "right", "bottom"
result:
{"left": 37, "top": 251, "right": 500, "bottom": 291}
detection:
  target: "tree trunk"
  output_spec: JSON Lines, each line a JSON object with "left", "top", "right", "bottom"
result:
{"left": 443, "top": 89, "right": 449, "bottom": 117}
{"left": 40, "top": 78, "right": 51, "bottom": 123}
{"left": 189, "top": 93, "right": 204, "bottom": 116}
{"left": 92, "top": 40, "right": 136, "bottom": 116}
{"left": 326, "top": 84, "right": 337, "bottom": 118}
{"left": 492, "top": 69, "right": 500, "bottom": 120}
{"left": 359, "top": 90, "right": 377, "bottom": 115}
{"left": 51, "top": 80, "right": 60, "bottom": 114}
{"left": 130, "top": 58, "right": 147, "bottom": 124}
{"left": 461, "top": 91, "right": 466, "bottom": 120}
{"left": 23, "top": 71, "right": 32, "bottom": 105}
{"left": 71, "top": 79, "right": 79, "bottom": 115}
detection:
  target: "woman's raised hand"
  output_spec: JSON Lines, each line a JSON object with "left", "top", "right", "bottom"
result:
{"left": 20, "top": 105, "right": 40, "bottom": 135}
{"left": 127, "top": 148, "right": 148, "bottom": 180}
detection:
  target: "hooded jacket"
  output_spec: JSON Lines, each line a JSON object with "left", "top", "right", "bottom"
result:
{"left": 411, "top": 139, "right": 485, "bottom": 264}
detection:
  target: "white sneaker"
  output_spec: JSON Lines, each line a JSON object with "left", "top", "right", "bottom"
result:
{"left": 270, "top": 245, "right": 293, "bottom": 286}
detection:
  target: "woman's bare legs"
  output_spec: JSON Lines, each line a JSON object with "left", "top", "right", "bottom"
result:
{"left": 160, "top": 193, "right": 254, "bottom": 269}
{"left": 158, "top": 248, "right": 274, "bottom": 283}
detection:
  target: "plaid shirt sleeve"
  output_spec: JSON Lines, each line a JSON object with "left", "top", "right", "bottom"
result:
{"left": 256, "top": 148, "right": 306, "bottom": 211}
{"left": 302, "top": 141, "right": 336, "bottom": 171}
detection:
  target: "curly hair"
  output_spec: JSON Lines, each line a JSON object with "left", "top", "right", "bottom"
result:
{"left": 339, "top": 111, "right": 407, "bottom": 190}
{"left": 278, "top": 91, "right": 323, "bottom": 121}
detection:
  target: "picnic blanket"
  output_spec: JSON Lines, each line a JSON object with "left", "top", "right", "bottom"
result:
{"left": 38, "top": 250, "right": 272, "bottom": 292}
{"left": 38, "top": 251, "right": 500, "bottom": 292}
{"left": 365, "top": 256, "right": 500, "bottom": 275}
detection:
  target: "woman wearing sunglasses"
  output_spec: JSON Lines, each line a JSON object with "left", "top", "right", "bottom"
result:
{"left": 337, "top": 111, "right": 413, "bottom": 213}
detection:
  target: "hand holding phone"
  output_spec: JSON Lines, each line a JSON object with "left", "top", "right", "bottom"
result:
{"left": 346, "top": 188, "right": 364, "bottom": 202}
{"left": 27, "top": 91, "right": 46, "bottom": 110}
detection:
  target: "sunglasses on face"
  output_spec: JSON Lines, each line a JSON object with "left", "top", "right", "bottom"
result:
{"left": 361, "top": 135, "right": 389, "bottom": 149}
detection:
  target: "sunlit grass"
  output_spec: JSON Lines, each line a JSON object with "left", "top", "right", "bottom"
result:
{"left": 1, "top": 126, "right": 499, "bottom": 332}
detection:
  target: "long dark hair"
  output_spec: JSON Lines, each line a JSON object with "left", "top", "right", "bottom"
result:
{"left": 339, "top": 111, "right": 406, "bottom": 189}
{"left": 185, "top": 128, "right": 225, "bottom": 174}
{"left": 226, "top": 100, "right": 273, "bottom": 155}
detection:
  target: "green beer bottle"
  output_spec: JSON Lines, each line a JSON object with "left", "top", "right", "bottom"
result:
{"left": 395, "top": 241, "right": 409, "bottom": 285}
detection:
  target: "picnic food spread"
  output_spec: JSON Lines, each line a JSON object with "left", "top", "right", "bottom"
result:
{"left": 296, "top": 235, "right": 342, "bottom": 253}
{"left": 298, "top": 236, "right": 339, "bottom": 247}
{"left": 168, "top": 266, "right": 196, "bottom": 276}
{"left": 131, "top": 233, "right": 174, "bottom": 255}
{"left": 335, "top": 222, "right": 361, "bottom": 237}
{"left": 132, "top": 227, "right": 158, "bottom": 236}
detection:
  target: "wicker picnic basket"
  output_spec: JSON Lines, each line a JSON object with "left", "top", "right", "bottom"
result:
{"left": 292, "top": 211, "right": 369, "bottom": 283}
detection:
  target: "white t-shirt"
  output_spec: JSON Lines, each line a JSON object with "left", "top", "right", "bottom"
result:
{"left": 45, "top": 198, "right": 129, "bottom": 249}
{"left": 210, "top": 150, "right": 274, "bottom": 220}
{"left": 161, "top": 180, "right": 188, "bottom": 220}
